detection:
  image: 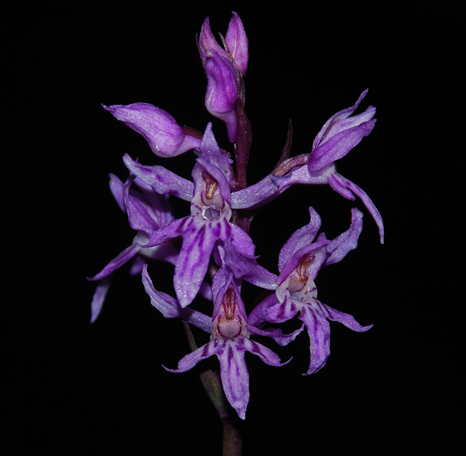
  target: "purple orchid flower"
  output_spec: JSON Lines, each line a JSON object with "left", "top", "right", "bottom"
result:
{"left": 230, "top": 90, "right": 384, "bottom": 243}
{"left": 103, "top": 103, "right": 201, "bottom": 157}
{"left": 88, "top": 175, "right": 179, "bottom": 322}
{"left": 249, "top": 207, "right": 372, "bottom": 375}
{"left": 124, "top": 123, "right": 274, "bottom": 308}
{"left": 142, "top": 257, "right": 288, "bottom": 420}
{"left": 308, "top": 90, "right": 384, "bottom": 242}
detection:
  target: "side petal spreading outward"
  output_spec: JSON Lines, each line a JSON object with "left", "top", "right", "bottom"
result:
{"left": 250, "top": 207, "right": 372, "bottom": 375}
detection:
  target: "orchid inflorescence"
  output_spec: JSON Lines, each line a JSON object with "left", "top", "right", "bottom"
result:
{"left": 89, "top": 12, "right": 383, "bottom": 420}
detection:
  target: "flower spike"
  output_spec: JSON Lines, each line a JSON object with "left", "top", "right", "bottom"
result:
{"left": 91, "top": 12, "right": 382, "bottom": 425}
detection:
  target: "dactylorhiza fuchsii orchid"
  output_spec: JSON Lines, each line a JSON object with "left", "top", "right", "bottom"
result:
{"left": 89, "top": 11, "right": 383, "bottom": 423}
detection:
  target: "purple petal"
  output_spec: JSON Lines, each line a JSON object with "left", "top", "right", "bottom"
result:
{"left": 229, "top": 223, "right": 257, "bottom": 259}
{"left": 123, "top": 155, "right": 194, "bottom": 201}
{"left": 267, "top": 295, "right": 300, "bottom": 323}
{"left": 217, "top": 339, "right": 250, "bottom": 419}
{"left": 249, "top": 324, "right": 304, "bottom": 347}
{"left": 211, "top": 249, "right": 233, "bottom": 307}
{"left": 320, "top": 300, "right": 373, "bottom": 332}
{"left": 278, "top": 234, "right": 329, "bottom": 286}
{"left": 224, "top": 241, "right": 278, "bottom": 290}
{"left": 124, "top": 187, "right": 160, "bottom": 235}
{"left": 247, "top": 292, "right": 279, "bottom": 327}
{"left": 203, "top": 50, "right": 238, "bottom": 142}
{"left": 88, "top": 243, "right": 140, "bottom": 281}
{"left": 164, "top": 338, "right": 224, "bottom": 373}
{"left": 218, "top": 338, "right": 288, "bottom": 419}
{"left": 145, "top": 216, "right": 189, "bottom": 248}
{"left": 135, "top": 233, "right": 179, "bottom": 265}
{"left": 103, "top": 103, "right": 200, "bottom": 157}
{"left": 174, "top": 221, "right": 218, "bottom": 307}
{"left": 225, "top": 12, "right": 248, "bottom": 75}
{"left": 196, "top": 123, "right": 232, "bottom": 203}
{"left": 309, "top": 117, "right": 376, "bottom": 172}
{"left": 109, "top": 174, "right": 125, "bottom": 211}
{"left": 328, "top": 173, "right": 384, "bottom": 243}
{"left": 299, "top": 303, "right": 331, "bottom": 375}
{"left": 278, "top": 207, "right": 322, "bottom": 272}
{"left": 325, "top": 208, "right": 363, "bottom": 265}
{"left": 198, "top": 16, "right": 227, "bottom": 57}
{"left": 312, "top": 89, "right": 370, "bottom": 149}
{"left": 243, "top": 338, "right": 289, "bottom": 368}
{"left": 141, "top": 265, "right": 211, "bottom": 333}
{"left": 90, "top": 277, "right": 111, "bottom": 323}
{"left": 318, "top": 106, "right": 376, "bottom": 147}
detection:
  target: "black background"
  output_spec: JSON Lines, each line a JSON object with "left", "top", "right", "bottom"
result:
{"left": 3, "top": 1, "right": 461, "bottom": 454}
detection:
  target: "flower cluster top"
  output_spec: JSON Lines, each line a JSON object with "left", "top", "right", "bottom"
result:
{"left": 89, "top": 12, "right": 383, "bottom": 420}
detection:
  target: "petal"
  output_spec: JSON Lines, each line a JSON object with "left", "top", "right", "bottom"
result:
{"left": 278, "top": 207, "right": 322, "bottom": 272}
{"left": 320, "top": 106, "right": 376, "bottom": 146}
{"left": 203, "top": 51, "right": 238, "bottom": 142}
{"left": 90, "top": 277, "right": 112, "bottom": 323}
{"left": 164, "top": 338, "right": 223, "bottom": 373}
{"left": 198, "top": 16, "right": 227, "bottom": 57}
{"left": 109, "top": 174, "right": 125, "bottom": 211}
{"left": 141, "top": 265, "right": 211, "bottom": 333}
{"left": 225, "top": 12, "right": 248, "bottom": 75}
{"left": 249, "top": 324, "right": 304, "bottom": 347}
{"left": 320, "top": 300, "right": 373, "bottom": 332}
{"left": 247, "top": 292, "right": 279, "bottom": 327}
{"left": 213, "top": 225, "right": 270, "bottom": 300}
{"left": 325, "top": 208, "right": 363, "bottom": 265}
{"left": 243, "top": 338, "right": 289, "bottom": 368}
{"left": 211, "top": 248, "right": 233, "bottom": 307}
{"left": 103, "top": 102, "right": 200, "bottom": 157}
{"left": 267, "top": 294, "right": 300, "bottom": 323}
{"left": 278, "top": 234, "right": 329, "bottom": 286}
{"left": 221, "top": 339, "right": 289, "bottom": 419}
{"left": 217, "top": 339, "right": 249, "bottom": 419}
{"left": 123, "top": 154, "right": 194, "bottom": 202}
{"left": 223, "top": 241, "right": 278, "bottom": 290}
{"left": 174, "top": 221, "right": 218, "bottom": 307}
{"left": 309, "top": 117, "right": 376, "bottom": 172}
{"left": 88, "top": 243, "right": 140, "bottom": 281}
{"left": 328, "top": 173, "right": 384, "bottom": 243}
{"left": 145, "top": 216, "right": 189, "bottom": 247}
{"left": 312, "top": 89, "right": 370, "bottom": 149}
{"left": 229, "top": 223, "right": 256, "bottom": 258}
{"left": 196, "top": 123, "right": 232, "bottom": 202}
{"left": 135, "top": 232, "right": 179, "bottom": 265}
{"left": 299, "top": 303, "right": 331, "bottom": 375}
{"left": 124, "top": 187, "right": 160, "bottom": 235}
